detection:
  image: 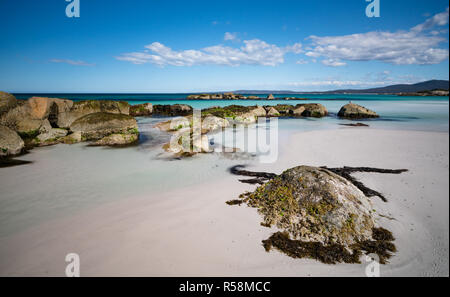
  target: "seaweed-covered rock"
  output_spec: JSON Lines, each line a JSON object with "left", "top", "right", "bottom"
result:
{"left": 93, "top": 133, "right": 138, "bottom": 146}
{"left": 244, "top": 166, "right": 375, "bottom": 246}
{"left": 202, "top": 105, "right": 251, "bottom": 118}
{"left": 58, "top": 100, "right": 130, "bottom": 128}
{"left": 0, "top": 125, "right": 25, "bottom": 157}
{"left": 0, "top": 91, "right": 17, "bottom": 116}
{"left": 70, "top": 112, "right": 138, "bottom": 140}
{"left": 130, "top": 103, "right": 153, "bottom": 117}
{"left": 338, "top": 103, "right": 379, "bottom": 119}
{"left": 273, "top": 104, "right": 294, "bottom": 115}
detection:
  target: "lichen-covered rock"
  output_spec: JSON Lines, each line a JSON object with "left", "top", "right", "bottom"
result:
{"left": 58, "top": 100, "right": 130, "bottom": 128}
{"left": 61, "top": 131, "right": 83, "bottom": 144}
{"left": 153, "top": 104, "right": 193, "bottom": 116}
{"left": 292, "top": 105, "right": 306, "bottom": 116}
{"left": 35, "top": 128, "right": 68, "bottom": 146}
{"left": 70, "top": 112, "right": 138, "bottom": 140}
{"left": 249, "top": 106, "right": 267, "bottom": 117}
{"left": 266, "top": 107, "right": 280, "bottom": 117}
{"left": 299, "top": 103, "right": 328, "bottom": 118}
{"left": 201, "top": 115, "right": 230, "bottom": 133}
{"left": 201, "top": 105, "right": 251, "bottom": 118}
{"left": 273, "top": 104, "right": 294, "bottom": 115}
{"left": 0, "top": 125, "right": 25, "bottom": 157}
{"left": 93, "top": 133, "right": 139, "bottom": 146}
{"left": 130, "top": 103, "right": 153, "bottom": 117}
{"left": 0, "top": 91, "right": 17, "bottom": 115}
{"left": 192, "top": 134, "right": 211, "bottom": 153}
{"left": 244, "top": 166, "right": 375, "bottom": 246}
{"left": 338, "top": 103, "right": 379, "bottom": 119}
{"left": 27, "top": 97, "right": 74, "bottom": 122}
{"left": 234, "top": 112, "right": 257, "bottom": 125}
{"left": 0, "top": 104, "right": 43, "bottom": 137}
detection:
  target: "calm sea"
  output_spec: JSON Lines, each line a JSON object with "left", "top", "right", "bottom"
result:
{"left": 13, "top": 93, "right": 449, "bottom": 132}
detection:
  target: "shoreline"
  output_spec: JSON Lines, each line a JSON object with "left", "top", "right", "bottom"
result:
{"left": 0, "top": 128, "right": 448, "bottom": 276}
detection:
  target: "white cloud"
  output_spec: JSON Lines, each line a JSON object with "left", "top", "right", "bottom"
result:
{"left": 321, "top": 59, "right": 346, "bottom": 67}
{"left": 296, "top": 59, "right": 308, "bottom": 65}
{"left": 285, "top": 43, "right": 303, "bottom": 54}
{"left": 117, "top": 39, "right": 303, "bottom": 67}
{"left": 224, "top": 32, "right": 237, "bottom": 41}
{"left": 412, "top": 7, "right": 449, "bottom": 32}
{"left": 50, "top": 59, "right": 94, "bottom": 66}
{"left": 306, "top": 7, "right": 449, "bottom": 65}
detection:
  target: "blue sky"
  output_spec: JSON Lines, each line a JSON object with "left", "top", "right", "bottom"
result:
{"left": 0, "top": 0, "right": 448, "bottom": 93}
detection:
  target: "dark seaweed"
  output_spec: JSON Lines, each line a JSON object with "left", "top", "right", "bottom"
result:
{"left": 321, "top": 167, "right": 408, "bottom": 202}
{"left": 263, "top": 227, "right": 397, "bottom": 265}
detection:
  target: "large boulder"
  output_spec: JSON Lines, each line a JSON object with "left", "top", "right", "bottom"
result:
{"left": 0, "top": 91, "right": 17, "bottom": 115}
{"left": 0, "top": 125, "right": 25, "bottom": 157}
{"left": 58, "top": 100, "right": 130, "bottom": 128}
{"left": 130, "top": 103, "right": 153, "bottom": 117}
{"left": 27, "top": 97, "right": 73, "bottom": 122}
{"left": 299, "top": 103, "right": 328, "bottom": 118}
{"left": 0, "top": 104, "right": 43, "bottom": 137}
{"left": 338, "top": 103, "right": 379, "bottom": 119}
{"left": 153, "top": 104, "right": 193, "bottom": 116}
{"left": 244, "top": 166, "right": 375, "bottom": 246}
{"left": 267, "top": 94, "right": 275, "bottom": 100}
{"left": 70, "top": 112, "right": 138, "bottom": 140}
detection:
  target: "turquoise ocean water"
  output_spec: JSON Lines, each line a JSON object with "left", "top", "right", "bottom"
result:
{"left": 14, "top": 93, "right": 449, "bottom": 132}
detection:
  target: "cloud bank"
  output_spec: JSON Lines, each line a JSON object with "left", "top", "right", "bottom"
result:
{"left": 117, "top": 7, "right": 449, "bottom": 67}
{"left": 306, "top": 7, "right": 449, "bottom": 65}
{"left": 117, "top": 40, "right": 302, "bottom": 66}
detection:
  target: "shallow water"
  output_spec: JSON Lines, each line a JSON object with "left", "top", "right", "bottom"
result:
{"left": 0, "top": 99, "right": 448, "bottom": 238}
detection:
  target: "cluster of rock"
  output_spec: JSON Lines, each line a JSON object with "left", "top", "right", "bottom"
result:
{"left": 1, "top": 90, "right": 380, "bottom": 160}
{"left": 153, "top": 103, "right": 329, "bottom": 157}
{"left": 186, "top": 93, "right": 308, "bottom": 101}
{"left": 0, "top": 92, "right": 139, "bottom": 158}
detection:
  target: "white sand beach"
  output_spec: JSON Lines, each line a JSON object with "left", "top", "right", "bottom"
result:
{"left": 0, "top": 128, "right": 448, "bottom": 277}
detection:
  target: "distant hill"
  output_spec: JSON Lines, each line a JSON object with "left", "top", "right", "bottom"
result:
{"left": 235, "top": 80, "right": 449, "bottom": 94}
{"left": 322, "top": 80, "right": 449, "bottom": 94}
